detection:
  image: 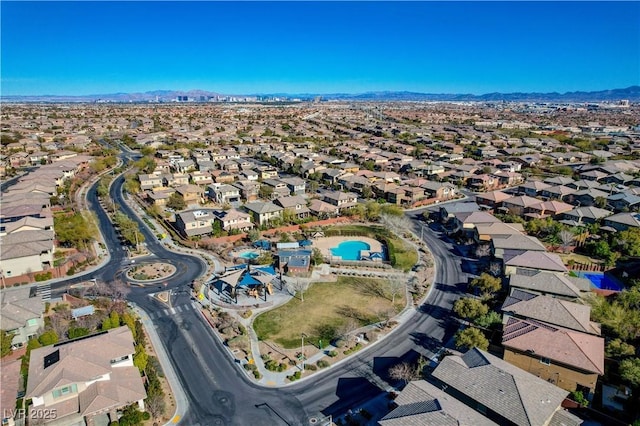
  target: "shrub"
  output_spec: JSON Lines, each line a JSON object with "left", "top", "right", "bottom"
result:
{"left": 142, "top": 412, "right": 151, "bottom": 421}
{"left": 253, "top": 370, "right": 262, "bottom": 379}
{"left": 334, "top": 338, "right": 346, "bottom": 348}
{"left": 240, "top": 310, "right": 252, "bottom": 319}
{"left": 243, "top": 363, "right": 257, "bottom": 371}
{"left": 305, "top": 363, "right": 317, "bottom": 371}
{"left": 237, "top": 325, "right": 247, "bottom": 335}
{"left": 327, "top": 350, "right": 338, "bottom": 357}
{"left": 317, "top": 360, "right": 330, "bottom": 368}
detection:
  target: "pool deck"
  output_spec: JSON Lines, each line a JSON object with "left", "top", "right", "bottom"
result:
{"left": 313, "top": 236, "right": 383, "bottom": 257}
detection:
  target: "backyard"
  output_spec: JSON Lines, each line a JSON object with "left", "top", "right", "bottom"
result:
{"left": 253, "top": 276, "right": 406, "bottom": 349}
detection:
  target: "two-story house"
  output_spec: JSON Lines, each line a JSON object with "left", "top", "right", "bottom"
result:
{"left": 25, "top": 326, "right": 146, "bottom": 426}
{"left": 1, "top": 286, "right": 44, "bottom": 349}
{"left": 207, "top": 184, "right": 241, "bottom": 205}
{"left": 274, "top": 196, "right": 310, "bottom": 220}
{"left": 322, "top": 191, "right": 358, "bottom": 212}
{"left": 279, "top": 177, "right": 306, "bottom": 195}
{"left": 213, "top": 209, "right": 254, "bottom": 232}
{"left": 232, "top": 180, "right": 261, "bottom": 202}
{"left": 243, "top": 202, "right": 283, "bottom": 226}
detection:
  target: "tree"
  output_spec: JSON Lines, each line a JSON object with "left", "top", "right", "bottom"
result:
{"left": 311, "top": 248, "right": 324, "bottom": 266}
{"left": 474, "top": 310, "right": 503, "bottom": 329}
{"left": 386, "top": 279, "right": 405, "bottom": 304}
{"left": 606, "top": 338, "right": 636, "bottom": 358}
{"left": 1, "top": 330, "right": 14, "bottom": 357}
{"left": 133, "top": 344, "right": 148, "bottom": 373}
{"left": 388, "top": 362, "right": 417, "bottom": 386}
{"left": 620, "top": 357, "right": 640, "bottom": 388}
{"left": 109, "top": 311, "right": 121, "bottom": 328}
{"left": 453, "top": 298, "right": 489, "bottom": 322}
{"left": 68, "top": 327, "right": 90, "bottom": 339}
{"left": 211, "top": 220, "right": 223, "bottom": 237}
{"left": 617, "top": 228, "right": 640, "bottom": 258}
{"left": 258, "top": 185, "right": 273, "bottom": 200}
{"left": 454, "top": 327, "right": 489, "bottom": 351}
{"left": 166, "top": 193, "right": 186, "bottom": 211}
{"left": 364, "top": 200, "right": 381, "bottom": 221}
{"left": 247, "top": 229, "right": 260, "bottom": 243}
{"left": 145, "top": 394, "right": 166, "bottom": 420}
{"left": 38, "top": 330, "right": 59, "bottom": 346}
{"left": 559, "top": 229, "right": 574, "bottom": 253}
{"left": 469, "top": 273, "right": 502, "bottom": 298}
{"left": 286, "top": 279, "right": 310, "bottom": 302}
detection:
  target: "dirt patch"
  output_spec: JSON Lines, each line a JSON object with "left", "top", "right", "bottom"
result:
{"left": 127, "top": 262, "right": 176, "bottom": 282}
{"left": 141, "top": 328, "right": 176, "bottom": 426}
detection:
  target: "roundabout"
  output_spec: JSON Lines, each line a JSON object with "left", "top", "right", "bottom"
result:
{"left": 125, "top": 261, "right": 177, "bottom": 284}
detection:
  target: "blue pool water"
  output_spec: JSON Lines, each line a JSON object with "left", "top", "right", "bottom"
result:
{"left": 238, "top": 251, "right": 259, "bottom": 260}
{"left": 578, "top": 272, "right": 624, "bottom": 291}
{"left": 330, "top": 241, "right": 371, "bottom": 261}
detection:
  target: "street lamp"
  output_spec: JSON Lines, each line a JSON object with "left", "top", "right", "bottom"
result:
{"left": 301, "top": 333, "right": 307, "bottom": 372}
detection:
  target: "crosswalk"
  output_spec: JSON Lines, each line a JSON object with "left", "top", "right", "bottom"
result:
{"left": 147, "top": 302, "right": 198, "bottom": 320}
{"left": 36, "top": 283, "right": 52, "bottom": 300}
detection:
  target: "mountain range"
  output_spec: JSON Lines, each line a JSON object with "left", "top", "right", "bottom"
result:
{"left": 2, "top": 86, "right": 639, "bottom": 103}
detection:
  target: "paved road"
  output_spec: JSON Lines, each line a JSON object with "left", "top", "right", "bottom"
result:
{"left": 49, "top": 154, "right": 468, "bottom": 424}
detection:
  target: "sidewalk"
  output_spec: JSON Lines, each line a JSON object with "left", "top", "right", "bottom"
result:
{"left": 129, "top": 302, "right": 188, "bottom": 426}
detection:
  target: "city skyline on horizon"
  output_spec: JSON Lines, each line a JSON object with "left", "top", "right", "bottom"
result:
{"left": 2, "top": 1, "right": 638, "bottom": 97}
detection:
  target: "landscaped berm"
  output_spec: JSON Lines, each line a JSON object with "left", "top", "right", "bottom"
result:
{"left": 126, "top": 262, "right": 176, "bottom": 282}
{"left": 253, "top": 276, "right": 406, "bottom": 349}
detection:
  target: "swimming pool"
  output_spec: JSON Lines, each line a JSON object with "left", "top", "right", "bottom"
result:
{"left": 578, "top": 272, "right": 624, "bottom": 292}
{"left": 238, "top": 251, "right": 259, "bottom": 260}
{"left": 330, "top": 240, "right": 371, "bottom": 261}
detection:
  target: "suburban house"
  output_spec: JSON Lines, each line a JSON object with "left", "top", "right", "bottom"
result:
{"left": 508, "top": 271, "right": 592, "bottom": 300}
{"left": 474, "top": 222, "right": 525, "bottom": 243}
{"left": 490, "top": 234, "right": 547, "bottom": 260}
{"left": 322, "top": 191, "right": 358, "bottom": 212}
{"left": 451, "top": 211, "right": 502, "bottom": 235}
{"left": 474, "top": 190, "right": 512, "bottom": 210}
{"left": 174, "top": 184, "right": 204, "bottom": 204}
{"left": 501, "top": 195, "right": 542, "bottom": 216}
{"left": 502, "top": 317, "right": 604, "bottom": 396}
{"left": 525, "top": 200, "right": 574, "bottom": 219}
{"left": 541, "top": 185, "right": 577, "bottom": 201}
{"left": 243, "top": 202, "right": 283, "bottom": 226}
{"left": 504, "top": 251, "right": 567, "bottom": 275}
{"left": 519, "top": 180, "right": 552, "bottom": 197}
{"left": 0, "top": 230, "right": 55, "bottom": 277}
{"left": 561, "top": 207, "right": 613, "bottom": 226}
{"left": 25, "top": 326, "right": 146, "bottom": 426}
{"left": 0, "top": 286, "right": 44, "bottom": 349}
{"left": 175, "top": 209, "right": 217, "bottom": 237}
{"left": 279, "top": 177, "right": 306, "bottom": 195}
{"left": 138, "top": 173, "right": 164, "bottom": 191}
{"left": 0, "top": 216, "right": 53, "bottom": 236}
{"left": 502, "top": 289, "right": 601, "bottom": 335}
{"left": 145, "top": 188, "right": 175, "bottom": 207}
{"left": 439, "top": 202, "right": 479, "bottom": 223}
{"left": 261, "top": 179, "right": 291, "bottom": 199}
{"left": 308, "top": 199, "right": 339, "bottom": 218}
{"left": 430, "top": 348, "right": 578, "bottom": 426}
{"left": 274, "top": 196, "right": 311, "bottom": 220}
{"left": 232, "top": 180, "right": 260, "bottom": 202}
{"left": 212, "top": 209, "right": 253, "bottom": 232}
{"left": 603, "top": 212, "right": 640, "bottom": 232}
{"left": 207, "top": 184, "right": 241, "bottom": 205}
{"left": 420, "top": 181, "right": 458, "bottom": 201}
{"left": 379, "top": 380, "right": 498, "bottom": 426}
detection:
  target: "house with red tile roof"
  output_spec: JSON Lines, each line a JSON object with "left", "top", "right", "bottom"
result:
{"left": 502, "top": 317, "right": 604, "bottom": 396}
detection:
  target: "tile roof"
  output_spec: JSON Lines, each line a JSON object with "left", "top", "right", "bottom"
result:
{"left": 26, "top": 327, "right": 139, "bottom": 399}
{"left": 509, "top": 271, "right": 590, "bottom": 299}
{"left": 505, "top": 251, "right": 567, "bottom": 273}
{"left": 502, "top": 317, "right": 605, "bottom": 375}
{"left": 502, "top": 290, "right": 600, "bottom": 335}
{"left": 432, "top": 348, "right": 568, "bottom": 426}
{"left": 379, "top": 380, "right": 498, "bottom": 426}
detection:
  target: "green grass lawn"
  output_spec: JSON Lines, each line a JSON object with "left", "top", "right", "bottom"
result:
{"left": 324, "top": 224, "right": 418, "bottom": 272}
{"left": 253, "top": 276, "right": 405, "bottom": 349}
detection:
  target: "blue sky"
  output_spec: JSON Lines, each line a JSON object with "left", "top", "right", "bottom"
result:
{"left": 1, "top": 2, "right": 638, "bottom": 96}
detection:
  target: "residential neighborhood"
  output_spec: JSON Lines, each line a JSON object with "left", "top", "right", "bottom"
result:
{"left": 1, "top": 100, "right": 639, "bottom": 426}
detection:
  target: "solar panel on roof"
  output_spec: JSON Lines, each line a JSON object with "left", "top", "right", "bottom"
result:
{"left": 44, "top": 349, "right": 60, "bottom": 369}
